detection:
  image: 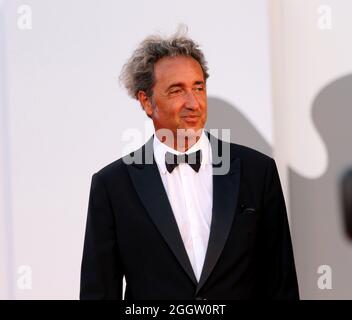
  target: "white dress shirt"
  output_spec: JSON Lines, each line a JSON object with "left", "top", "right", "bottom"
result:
{"left": 153, "top": 130, "right": 213, "bottom": 281}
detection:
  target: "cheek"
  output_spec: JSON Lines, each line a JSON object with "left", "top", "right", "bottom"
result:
{"left": 156, "top": 105, "right": 180, "bottom": 124}
{"left": 201, "top": 102, "right": 207, "bottom": 115}
{"left": 171, "top": 104, "right": 184, "bottom": 118}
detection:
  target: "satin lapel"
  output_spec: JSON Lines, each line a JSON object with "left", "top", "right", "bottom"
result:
{"left": 125, "top": 136, "right": 198, "bottom": 285}
{"left": 196, "top": 134, "right": 241, "bottom": 294}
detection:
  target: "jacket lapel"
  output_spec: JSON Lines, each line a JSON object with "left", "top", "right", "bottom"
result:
{"left": 196, "top": 134, "right": 241, "bottom": 294}
{"left": 125, "top": 136, "right": 198, "bottom": 286}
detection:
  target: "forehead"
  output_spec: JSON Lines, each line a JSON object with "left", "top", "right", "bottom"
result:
{"left": 153, "top": 56, "right": 204, "bottom": 87}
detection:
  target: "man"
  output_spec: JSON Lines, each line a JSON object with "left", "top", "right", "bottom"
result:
{"left": 80, "top": 32, "right": 299, "bottom": 300}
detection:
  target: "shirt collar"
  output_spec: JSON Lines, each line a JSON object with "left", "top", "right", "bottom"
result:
{"left": 153, "top": 129, "right": 212, "bottom": 174}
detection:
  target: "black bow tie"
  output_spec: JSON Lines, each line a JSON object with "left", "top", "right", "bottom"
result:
{"left": 165, "top": 150, "right": 202, "bottom": 173}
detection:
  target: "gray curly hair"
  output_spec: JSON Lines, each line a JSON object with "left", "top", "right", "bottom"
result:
{"left": 119, "top": 29, "right": 209, "bottom": 100}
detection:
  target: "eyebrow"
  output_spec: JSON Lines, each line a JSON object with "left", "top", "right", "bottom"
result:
{"left": 165, "top": 81, "right": 205, "bottom": 92}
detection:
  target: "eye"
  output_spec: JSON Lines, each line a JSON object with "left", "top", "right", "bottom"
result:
{"left": 194, "top": 86, "right": 205, "bottom": 92}
{"left": 168, "top": 88, "right": 183, "bottom": 96}
{"left": 170, "top": 89, "right": 182, "bottom": 94}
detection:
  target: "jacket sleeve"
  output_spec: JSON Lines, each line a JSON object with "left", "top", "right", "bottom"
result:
{"left": 256, "top": 158, "right": 300, "bottom": 299}
{"left": 80, "top": 173, "right": 124, "bottom": 299}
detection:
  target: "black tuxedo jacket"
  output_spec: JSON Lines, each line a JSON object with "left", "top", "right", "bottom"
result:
{"left": 80, "top": 133, "right": 299, "bottom": 300}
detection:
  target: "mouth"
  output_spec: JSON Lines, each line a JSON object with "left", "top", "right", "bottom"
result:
{"left": 181, "top": 115, "right": 200, "bottom": 119}
{"left": 181, "top": 115, "right": 200, "bottom": 124}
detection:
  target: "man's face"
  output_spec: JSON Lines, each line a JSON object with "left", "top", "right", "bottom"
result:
{"left": 140, "top": 56, "right": 207, "bottom": 138}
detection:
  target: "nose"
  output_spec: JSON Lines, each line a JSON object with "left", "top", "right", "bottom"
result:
{"left": 184, "top": 90, "right": 201, "bottom": 110}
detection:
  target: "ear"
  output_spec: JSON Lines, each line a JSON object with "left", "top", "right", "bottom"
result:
{"left": 137, "top": 91, "right": 153, "bottom": 118}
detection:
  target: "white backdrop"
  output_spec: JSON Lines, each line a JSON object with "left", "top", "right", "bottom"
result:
{"left": 0, "top": 0, "right": 273, "bottom": 299}
{"left": 269, "top": 0, "right": 352, "bottom": 299}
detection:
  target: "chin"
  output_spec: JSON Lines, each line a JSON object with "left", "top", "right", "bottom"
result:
{"left": 179, "top": 125, "right": 201, "bottom": 131}
{"left": 176, "top": 128, "right": 203, "bottom": 140}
